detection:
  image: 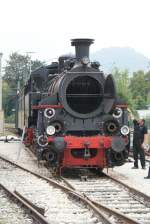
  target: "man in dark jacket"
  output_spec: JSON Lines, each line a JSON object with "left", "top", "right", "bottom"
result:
{"left": 132, "top": 119, "right": 148, "bottom": 169}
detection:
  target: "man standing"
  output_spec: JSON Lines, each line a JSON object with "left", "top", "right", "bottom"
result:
{"left": 132, "top": 119, "right": 148, "bottom": 169}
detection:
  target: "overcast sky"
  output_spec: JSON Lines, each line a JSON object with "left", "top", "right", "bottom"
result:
{"left": 0, "top": 0, "right": 150, "bottom": 64}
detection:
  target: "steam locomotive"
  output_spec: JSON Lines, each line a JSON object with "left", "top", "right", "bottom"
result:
{"left": 16, "top": 39, "right": 129, "bottom": 173}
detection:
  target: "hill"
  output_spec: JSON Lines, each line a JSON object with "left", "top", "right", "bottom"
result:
{"left": 91, "top": 47, "right": 150, "bottom": 73}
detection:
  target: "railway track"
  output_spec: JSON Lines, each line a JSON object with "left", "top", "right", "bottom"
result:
{"left": 0, "top": 182, "right": 48, "bottom": 224}
{"left": 0, "top": 154, "right": 118, "bottom": 224}
{"left": 1, "top": 142, "right": 149, "bottom": 224}
{"left": 0, "top": 154, "right": 145, "bottom": 224}
{"left": 60, "top": 171, "right": 150, "bottom": 224}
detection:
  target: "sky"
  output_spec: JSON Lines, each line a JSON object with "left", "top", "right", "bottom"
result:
{"left": 0, "top": 0, "right": 150, "bottom": 64}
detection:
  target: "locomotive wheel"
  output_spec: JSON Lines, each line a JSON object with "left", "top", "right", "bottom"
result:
{"left": 43, "top": 149, "right": 58, "bottom": 166}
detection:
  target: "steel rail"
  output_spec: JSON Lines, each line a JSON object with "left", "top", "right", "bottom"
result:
{"left": 103, "top": 171, "right": 150, "bottom": 204}
{"left": 0, "top": 154, "right": 145, "bottom": 224}
{"left": 0, "top": 183, "right": 50, "bottom": 224}
{"left": 14, "top": 190, "right": 45, "bottom": 216}
{"left": 0, "top": 154, "right": 112, "bottom": 224}
{"left": 60, "top": 176, "right": 141, "bottom": 224}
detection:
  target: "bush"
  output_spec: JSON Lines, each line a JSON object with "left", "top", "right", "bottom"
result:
{"left": 5, "top": 114, "right": 15, "bottom": 123}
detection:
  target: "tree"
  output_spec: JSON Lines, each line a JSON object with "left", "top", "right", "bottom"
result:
{"left": 129, "top": 70, "right": 148, "bottom": 109}
{"left": 2, "top": 80, "right": 16, "bottom": 121}
{"left": 4, "top": 53, "right": 29, "bottom": 89}
{"left": 145, "top": 71, "right": 150, "bottom": 105}
{"left": 2, "top": 52, "right": 45, "bottom": 121}
{"left": 112, "top": 68, "right": 135, "bottom": 110}
{"left": 31, "top": 59, "right": 45, "bottom": 72}
{"left": 3, "top": 52, "right": 45, "bottom": 89}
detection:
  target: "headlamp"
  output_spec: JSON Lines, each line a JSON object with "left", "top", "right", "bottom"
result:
{"left": 120, "top": 125, "right": 129, "bottom": 136}
{"left": 46, "top": 125, "right": 56, "bottom": 135}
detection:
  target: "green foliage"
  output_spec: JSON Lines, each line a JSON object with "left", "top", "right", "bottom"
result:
{"left": 112, "top": 68, "right": 150, "bottom": 111}
{"left": 2, "top": 81, "right": 16, "bottom": 117}
{"left": 31, "top": 59, "right": 44, "bottom": 72}
{"left": 145, "top": 71, "right": 150, "bottom": 105}
{"left": 112, "top": 68, "right": 135, "bottom": 110}
{"left": 3, "top": 52, "right": 44, "bottom": 89}
{"left": 130, "top": 71, "right": 145, "bottom": 102}
{"left": 2, "top": 52, "right": 45, "bottom": 120}
{"left": 5, "top": 113, "right": 15, "bottom": 123}
{"left": 130, "top": 70, "right": 150, "bottom": 109}
{"left": 4, "top": 53, "right": 29, "bottom": 87}
{"left": 147, "top": 92, "right": 150, "bottom": 105}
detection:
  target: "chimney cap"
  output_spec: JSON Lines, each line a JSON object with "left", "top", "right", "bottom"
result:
{"left": 71, "top": 38, "right": 94, "bottom": 46}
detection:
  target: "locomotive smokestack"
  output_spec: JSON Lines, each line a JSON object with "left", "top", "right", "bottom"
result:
{"left": 71, "top": 38, "right": 94, "bottom": 60}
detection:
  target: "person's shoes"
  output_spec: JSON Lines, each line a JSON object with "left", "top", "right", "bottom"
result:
{"left": 132, "top": 166, "right": 138, "bottom": 169}
{"left": 142, "top": 166, "right": 146, "bottom": 169}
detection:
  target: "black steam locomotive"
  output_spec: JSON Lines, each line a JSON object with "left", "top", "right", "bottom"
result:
{"left": 16, "top": 39, "right": 129, "bottom": 173}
